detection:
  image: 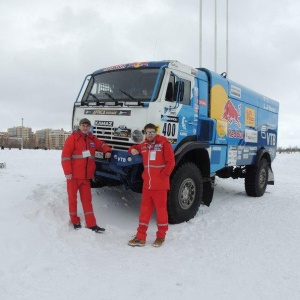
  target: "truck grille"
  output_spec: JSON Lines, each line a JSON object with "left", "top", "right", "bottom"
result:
{"left": 93, "top": 126, "right": 134, "bottom": 151}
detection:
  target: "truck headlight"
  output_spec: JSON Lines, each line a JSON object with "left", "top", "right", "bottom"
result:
{"left": 132, "top": 130, "right": 143, "bottom": 143}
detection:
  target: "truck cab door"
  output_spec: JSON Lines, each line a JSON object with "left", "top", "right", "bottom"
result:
{"left": 161, "top": 71, "right": 196, "bottom": 147}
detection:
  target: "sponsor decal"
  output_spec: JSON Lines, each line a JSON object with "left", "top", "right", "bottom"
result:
{"left": 230, "top": 85, "right": 241, "bottom": 98}
{"left": 94, "top": 120, "right": 114, "bottom": 127}
{"left": 161, "top": 115, "right": 179, "bottom": 123}
{"left": 260, "top": 125, "right": 277, "bottom": 146}
{"left": 216, "top": 120, "right": 227, "bottom": 137}
{"left": 85, "top": 109, "right": 131, "bottom": 116}
{"left": 228, "top": 129, "right": 244, "bottom": 139}
{"left": 167, "top": 138, "right": 177, "bottom": 144}
{"left": 245, "top": 107, "right": 255, "bottom": 127}
{"left": 245, "top": 129, "right": 258, "bottom": 143}
{"left": 127, "top": 62, "right": 149, "bottom": 68}
{"left": 199, "top": 99, "right": 207, "bottom": 106}
{"left": 170, "top": 61, "right": 179, "bottom": 68}
{"left": 179, "top": 131, "right": 188, "bottom": 136}
{"left": 181, "top": 116, "right": 187, "bottom": 130}
{"left": 261, "top": 125, "right": 267, "bottom": 139}
{"left": 113, "top": 125, "right": 131, "bottom": 137}
{"left": 103, "top": 64, "right": 126, "bottom": 71}
{"left": 163, "top": 106, "right": 178, "bottom": 116}
{"left": 194, "top": 87, "right": 199, "bottom": 97}
{"left": 222, "top": 100, "right": 241, "bottom": 127}
{"left": 265, "top": 104, "right": 277, "bottom": 113}
{"left": 266, "top": 133, "right": 276, "bottom": 146}
{"left": 263, "top": 97, "right": 278, "bottom": 113}
{"left": 153, "top": 144, "right": 163, "bottom": 151}
{"left": 228, "top": 147, "right": 238, "bottom": 166}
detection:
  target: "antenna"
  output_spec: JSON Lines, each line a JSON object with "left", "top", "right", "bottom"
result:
{"left": 214, "top": 0, "right": 217, "bottom": 72}
{"left": 199, "top": 0, "right": 202, "bottom": 67}
{"left": 226, "top": 0, "right": 229, "bottom": 76}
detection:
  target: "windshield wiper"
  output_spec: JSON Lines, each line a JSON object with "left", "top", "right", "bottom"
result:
{"left": 119, "top": 89, "right": 137, "bottom": 101}
{"left": 104, "top": 92, "right": 115, "bottom": 100}
{"left": 89, "top": 93, "right": 100, "bottom": 101}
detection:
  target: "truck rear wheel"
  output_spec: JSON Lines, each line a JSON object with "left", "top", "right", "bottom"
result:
{"left": 245, "top": 158, "right": 268, "bottom": 197}
{"left": 167, "top": 162, "right": 203, "bottom": 224}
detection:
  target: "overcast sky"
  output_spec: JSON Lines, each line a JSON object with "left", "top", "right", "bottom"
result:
{"left": 0, "top": 0, "right": 299, "bottom": 147}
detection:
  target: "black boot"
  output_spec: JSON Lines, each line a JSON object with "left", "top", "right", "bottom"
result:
{"left": 74, "top": 223, "right": 82, "bottom": 230}
{"left": 89, "top": 225, "right": 105, "bottom": 233}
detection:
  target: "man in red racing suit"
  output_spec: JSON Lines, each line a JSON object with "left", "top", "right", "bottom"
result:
{"left": 128, "top": 123, "right": 175, "bottom": 247}
{"left": 61, "top": 118, "right": 112, "bottom": 233}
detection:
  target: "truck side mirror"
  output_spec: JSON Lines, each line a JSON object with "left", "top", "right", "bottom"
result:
{"left": 174, "top": 81, "right": 184, "bottom": 102}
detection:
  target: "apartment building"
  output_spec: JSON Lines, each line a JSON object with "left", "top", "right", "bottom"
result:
{"left": 36, "top": 129, "right": 52, "bottom": 149}
{"left": 49, "top": 129, "right": 65, "bottom": 150}
{"left": 36, "top": 129, "right": 71, "bottom": 149}
{"left": 8, "top": 126, "right": 33, "bottom": 140}
{"left": 3, "top": 127, "right": 71, "bottom": 149}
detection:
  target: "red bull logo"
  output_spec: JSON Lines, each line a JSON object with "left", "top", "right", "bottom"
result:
{"left": 222, "top": 99, "right": 241, "bottom": 127}
{"left": 128, "top": 62, "right": 149, "bottom": 68}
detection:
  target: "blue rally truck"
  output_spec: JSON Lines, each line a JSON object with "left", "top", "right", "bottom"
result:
{"left": 72, "top": 61, "right": 279, "bottom": 224}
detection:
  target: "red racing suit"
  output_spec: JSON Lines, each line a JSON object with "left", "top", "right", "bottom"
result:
{"left": 61, "top": 130, "right": 111, "bottom": 227}
{"left": 128, "top": 134, "right": 175, "bottom": 240}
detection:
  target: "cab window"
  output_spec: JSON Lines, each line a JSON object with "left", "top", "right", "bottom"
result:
{"left": 165, "top": 74, "right": 191, "bottom": 105}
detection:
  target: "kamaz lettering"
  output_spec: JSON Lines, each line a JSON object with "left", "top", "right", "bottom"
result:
{"left": 72, "top": 60, "right": 279, "bottom": 224}
{"left": 95, "top": 121, "right": 113, "bottom": 127}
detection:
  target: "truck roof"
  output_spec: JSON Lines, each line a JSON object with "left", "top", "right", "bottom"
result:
{"left": 92, "top": 61, "right": 174, "bottom": 75}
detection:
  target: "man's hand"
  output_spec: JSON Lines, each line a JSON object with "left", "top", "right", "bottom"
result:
{"left": 130, "top": 149, "right": 139, "bottom": 155}
{"left": 65, "top": 174, "right": 72, "bottom": 180}
{"left": 105, "top": 152, "right": 112, "bottom": 159}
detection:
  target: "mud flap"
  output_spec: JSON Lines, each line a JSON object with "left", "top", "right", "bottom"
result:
{"left": 268, "top": 166, "right": 274, "bottom": 185}
{"left": 202, "top": 176, "right": 215, "bottom": 206}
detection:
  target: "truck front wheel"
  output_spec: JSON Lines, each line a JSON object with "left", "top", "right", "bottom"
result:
{"left": 167, "top": 162, "right": 203, "bottom": 224}
{"left": 245, "top": 158, "right": 268, "bottom": 197}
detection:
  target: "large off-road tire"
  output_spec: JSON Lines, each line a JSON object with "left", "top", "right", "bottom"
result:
{"left": 245, "top": 158, "right": 268, "bottom": 197}
{"left": 167, "top": 162, "right": 203, "bottom": 224}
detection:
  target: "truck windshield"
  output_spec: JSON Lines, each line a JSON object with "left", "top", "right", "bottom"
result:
{"left": 81, "top": 68, "right": 161, "bottom": 102}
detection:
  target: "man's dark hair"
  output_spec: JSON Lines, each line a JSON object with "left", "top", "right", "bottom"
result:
{"left": 79, "top": 118, "right": 91, "bottom": 126}
{"left": 144, "top": 123, "right": 157, "bottom": 132}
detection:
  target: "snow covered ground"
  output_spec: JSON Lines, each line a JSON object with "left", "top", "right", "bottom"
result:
{"left": 0, "top": 149, "right": 299, "bottom": 300}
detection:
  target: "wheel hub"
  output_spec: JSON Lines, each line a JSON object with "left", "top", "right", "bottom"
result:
{"left": 179, "top": 178, "right": 196, "bottom": 209}
{"left": 259, "top": 169, "right": 267, "bottom": 188}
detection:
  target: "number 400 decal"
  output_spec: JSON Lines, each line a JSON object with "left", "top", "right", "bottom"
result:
{"left": 161, "top": 122, "right": 178, "bottom": 138}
